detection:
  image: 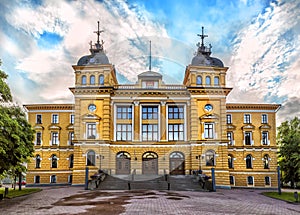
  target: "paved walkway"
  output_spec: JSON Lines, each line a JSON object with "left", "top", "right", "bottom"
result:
{"left": 0, "top": 187, "right": 299, "bottom": 214}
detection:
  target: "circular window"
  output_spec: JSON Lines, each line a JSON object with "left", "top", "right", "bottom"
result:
{"left": 204, "top": 104, "right": 213, "bottom": 112}
{"left": 88, "top": 104, "right": 96, "bottom": 112}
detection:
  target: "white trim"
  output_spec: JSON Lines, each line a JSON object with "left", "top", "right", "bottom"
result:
{"left": 112, "top": 96, "right": 191, "bottom": 100}
{"left": 140, "top": 104, "right": 160, "bottom": 142}
{"left": 228, "top": 148, "right": 277, "bottom": 152}
{"left": 74, "top": 95, "right": 111, "bottom": 98}
{"left": 109, "top": 144, "right": 192, "bottom": 148}
{"left": 28, "top": 110, "right": 74, "bottom": 113}
{"left": 230, "top": 172, "right": 277, "bottom": 175}
{"left": 28, "top": 170, "right": 74, "bottom": 174}
{"left": 226, "top": 110, "right": 277, "bottom": 113}
{"left": 190, "top": 95, "right": 227, "bottom": 98}
{"left": 51, "top": 113, "right": 59, "bottom": 124}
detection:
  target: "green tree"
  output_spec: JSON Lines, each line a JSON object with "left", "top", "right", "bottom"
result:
{"left": 277, "top": 117, "right": 300, "bottom": 188}
{"left": 0, "top": 60, "right": 34, "bottom": 183}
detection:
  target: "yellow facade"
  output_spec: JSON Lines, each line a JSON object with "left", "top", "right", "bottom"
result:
{"left": 24, "top": 27, "right": 280, "bottom": 188}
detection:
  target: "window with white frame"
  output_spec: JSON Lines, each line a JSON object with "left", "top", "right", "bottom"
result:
{"left": 227, "top": 132, "right": 233, "bottom": 145}
{"left": 52, "top": 114, "right": 59, "bottom": 124}
{"left": 36, "top": 132, "right": 42, "bottom": 145}
{"left": 205, "top": 150, "right": 215, "bottom": 166}
{"left": 86, "top": 150, "right": 95, "bottom": 166}
{"left": 204, "top": 123, "right": 214, "bottom": 139}
{"left": 262, "top": 131, "right": 269, "bottom": 145}
{"left": 247, "top": 176, "right": 254, "bottom": 185}
{"left": 244, "top": 114, "right": 251, "bottom": 124}
{"left": 36, "top": 114, "right": 42, "bottom": 124}
{"left": 50, "top": 175, "right": 57, "bottom": 183}
{"left": 228, "top": 154, "right": 234, "bottom": 169}
{"left": 168, "top": 124, "right": 184, "bottom": 141}
{"left": 116, "top": 124, "right": 132, "bottom": 141}
{"left": 99, "top": 75, "right": 104, "bottom": 85}
{"left": 142, "top": 106, "right": 158, "bottom": 119}
{"left": 142, "top": 124, "right": 158, "bottom": 141}
{"left": 226, "top": 114, "right": 232, "bottom": 124}
{"left": 51, "top": 154, "right": 58, "bottom": 168}
{"left": 265, "top": 176, "right": 271, "bottom": 186}
{"left": 168, "top": 106, "right": 184, "bottom": 119}
{"left": 263, "top": 154, "right": 270, "bottom": 169}
{"left": 70, "top": 114, "right": 75, "bottom": 124}
{"left": 87, "top": 123, "right": 96, "bottom": 139}
{"left": 34, "top": 175, "right": 40, "bottom": 184}
{"left": 35, "top": 155, "right": 41, "bottom": 168}
{"left": 244, "top": 131, "right": 252, "bottom": 145}
{"left": 51, "top": 132, "right": 59, "bottom": 145}
{"left": 229, "top": 175, "right": 235, "bottom": 185}
{"left": 246, "top": 154, "right": 253, "bottom": 169}
{"left": 117, "top": 106, "right": 132, "bottom": 119}
{"left": 262, "top": 114, "right": 268, "bottom": 124}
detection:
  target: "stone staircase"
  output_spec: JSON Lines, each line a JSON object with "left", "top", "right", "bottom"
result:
{"left": 95, "top": 174, "right": 209, "bottom": 191}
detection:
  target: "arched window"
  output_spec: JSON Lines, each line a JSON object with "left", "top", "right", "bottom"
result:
{"left": 90, "top": 75, "right": 95, "bottom": 85}
{"left": 69, "top": 154, "right": 74, "bottom": 168}
{"left": 81, "top": 75, "right": 87, "bottom": 85}
{"left": 263, "top": 154, "right": 270, "bottom": 169}
{"left": 228, "top": 154, "right": 234, "bottom": 169}
{"left": 246, "top": 154, "right": 252, "bottom": 169}
{"left": 214, "top": 76, "right": 219, "bottom": 85}
{"left": 205, "top": 76, "right": 211, "bottom": 85}
{"left": 205, "top": 150, "right": 215, "bottom": 166}
{"left": 36, "top": 155, "right": 41, "bottom": 168}
{"left": 196, "top": 75, "right": 202, "bottom": 85}
{"left": 87, "top": 150, "right": 95, "bottom": 166}
{"left": 99, "top": 75, "right": 104, "bottom": 85}
{"left": 51, "top": 154, "right": 58, "bottom": 168}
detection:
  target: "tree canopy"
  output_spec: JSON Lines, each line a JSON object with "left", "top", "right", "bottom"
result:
{"left": 0, "top": 60, "right": 34, "bottom": 175}
{"left": 277, "top": 117, "right": 300, "bottom": 187}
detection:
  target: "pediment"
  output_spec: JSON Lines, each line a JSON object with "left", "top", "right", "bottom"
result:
{"left": 259, "top": 124, "right": 271, "bottom": 129}
{"left": 242, "top": 124, "right": 255, "bottom": 130}
{"left": 33, "top": 125, "right": 44, "bottom": 130}
{"left": 227, "top": 124, "right": 236, "bottom": 130}
{"left": 82, "top": 113, "right": 101, "bottom": 121}
{"left": 67, "top": 124, "right": 74, "bottom": 130}
{"left": 199, "top": 113, "right": 219, "bottom": 120}
{"left": 48, "top": 125, "right": 61, "bottom": 130}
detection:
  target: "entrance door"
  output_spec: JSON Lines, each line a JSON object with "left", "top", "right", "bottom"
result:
{"left": 142, "top": 152, "right": 158, "bottom": 174}
{"left": 169, "top": 152, "right": 185, "bottom": 175}
{"left": 116, "top": 152, "right": 131, "bottom": 174}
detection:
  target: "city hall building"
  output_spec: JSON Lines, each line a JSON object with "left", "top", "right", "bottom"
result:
{"left": 24, "top": 26, "right": 280, "bottom": 188}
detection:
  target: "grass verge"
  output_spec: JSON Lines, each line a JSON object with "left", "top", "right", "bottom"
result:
{"left": 262, "top": 191, "right": 299, "bottom": 203}
{"left": 0, "top": 187, "right": 41, "bottom": 199}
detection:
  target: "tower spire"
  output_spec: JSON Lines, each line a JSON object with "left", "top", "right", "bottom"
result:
{"left": 149, "top": 40, "right": 152, "bottom": 71}
{"left": 92, "top": 21, "right": 104, "bottom": 51}
{"left": 197, "top": 26, "right": 208, "bottom": 47}
{"left": 196, "top": 26, "right": 211, "bottom": 56}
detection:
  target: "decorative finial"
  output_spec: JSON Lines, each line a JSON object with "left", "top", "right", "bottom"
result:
{"left": 149, "top": 40, "right": 152, "bottom": 71}
{"left": 197, "top": 26, "right": 208, "bottom": 47}
{"left": 93, "top": 21, "right": 104, "bottom": 48}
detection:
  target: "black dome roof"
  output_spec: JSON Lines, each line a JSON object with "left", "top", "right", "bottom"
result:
{"left": 191, "top": 54, "right": 224, "bottom": 67}
{"left": 77, "top": 52, "right": 109, "bottom": 66}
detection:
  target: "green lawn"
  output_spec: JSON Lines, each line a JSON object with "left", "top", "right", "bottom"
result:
{"left": 0, "top": 187, "right": 41, "bottom": 199}
{"left": 262, "top": 191, "right": 299, "bottom": 203}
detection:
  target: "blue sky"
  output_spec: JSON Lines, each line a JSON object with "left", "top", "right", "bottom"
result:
{"left": 0, "top": 0, "right": 299, "bottom": 123}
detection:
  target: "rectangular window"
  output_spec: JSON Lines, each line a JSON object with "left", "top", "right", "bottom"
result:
{"left": 168, "top": 124, "right": 184, "bottom": 141}
{"left": 87, "top": 123, "right": 96, "bottom": 139}
{"left": 244, "top": 114, "right": 251, "bottom": 124}
{"left": 227, "top": 132, "right": 233, "bottom": 145}
{"left": 51, "top": 132, "right": 59, "bottom": 145}
{"left": 168, "top": 106, "right": 184, "bottom": 119}
{"left": 244, "top": 132, "right": 252, "bottom": 145}
{"left": 204, "top": 123, "right": 214, "bottom": 139}
{"left": 265, "top": 176, "right": 270, "bottom": 185}
{"left": 36, "top": 132, "right": 42, "bottom": 145}
{"left": 229, "top": 176, "right": 234, "bottom": 185}
{"left": 70, "top": 114, "right": 75, "bottom": 124}
{"left": 116, "top": 124, "right": 132, "bottom": 141}
{"left": 50, "top": 175, "right": 56, "bottom": 183}
{"left": 35, "top": 176, "right": 40, "bottom": 184}
{"left": 52, "top": 114, "right": 59, "bottom": 124}
{"left": 247, "top": 176, "right": 254, "bottom": 185}
{"left": 36, "top": 114, "right": 42, "bottom": 124}
{"left": 262, "top": 131, "right": 269, "bottom": 145}
{"left": 117, "top": 106, "right": 132, "bottom": 119}
{"left": 262, "top": 114, "right": 268, "bottom": 124}
{"left": 142, "top": 124, "right": 158, "bottom": 141}
{"left": 226, "top": 114, "right": 232, "bottom": 124}
{"left": 142, "top": 106, "right": 158, "bottom": 119}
